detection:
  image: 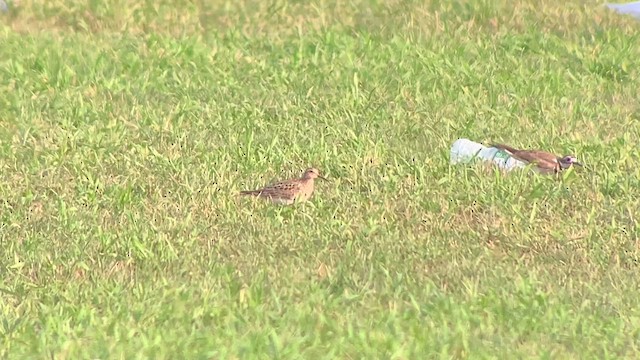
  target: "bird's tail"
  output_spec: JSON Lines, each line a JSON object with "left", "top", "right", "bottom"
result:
{"left": 490, "top": 143, "right": 519, "bottom": 154}
{"left": 239, "top": 190, "right": 261, "bottom": 196}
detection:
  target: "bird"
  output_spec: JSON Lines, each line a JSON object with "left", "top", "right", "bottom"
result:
{"left": 490, "top": 143, "right": 583, "bottom": 175}
{"left": 239, "top": 167, "right": 327, "bottom": 205}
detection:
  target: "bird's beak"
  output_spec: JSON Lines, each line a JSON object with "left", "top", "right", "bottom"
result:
{"left": 318, "top": 175, "right": 329, "bottom": 181}
{"left": 573, "top": 162, "right": 583, "bottom": 167}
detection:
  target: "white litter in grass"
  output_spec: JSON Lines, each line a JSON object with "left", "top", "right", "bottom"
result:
{"left": 606, "top": 1, "right": 640, "bottom": 19}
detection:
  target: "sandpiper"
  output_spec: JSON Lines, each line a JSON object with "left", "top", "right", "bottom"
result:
{"left": 491, "top": 143, "right": 583, "bottom": 175}
{"left": 240, "top": 168, "right": 327, "bottom": 205}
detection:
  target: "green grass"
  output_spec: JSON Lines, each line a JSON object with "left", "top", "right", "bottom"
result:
{"left": 1, "top": 0, "right": 640, "bottom": 358}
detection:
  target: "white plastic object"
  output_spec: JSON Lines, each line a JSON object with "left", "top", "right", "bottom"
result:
{"left": 450, "top": 138, "right": 526, "bottom": 171}
{"left": 606, "top": 2, "right": 640, "bottom": 19}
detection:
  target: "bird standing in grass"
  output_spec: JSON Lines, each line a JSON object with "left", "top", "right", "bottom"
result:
{"left": 491, "top": 143, "right": 583, "bottom": 175}
{"left": 240, "top": 168, "right": 327, "bottom": 205}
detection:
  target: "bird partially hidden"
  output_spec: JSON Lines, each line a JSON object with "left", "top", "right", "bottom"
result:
{"left": 491, "top": 143, "right": 583, "bottom": 175}
{"left": 239, "top": 167, "right": 327, "bottom": 205}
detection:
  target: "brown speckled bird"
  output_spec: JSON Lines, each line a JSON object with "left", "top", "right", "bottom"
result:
{"left": 491, "top": 143, "right": 583, "bottom": 175}
{"left": 240, "top": 168, "right": 327, "bottom": 205}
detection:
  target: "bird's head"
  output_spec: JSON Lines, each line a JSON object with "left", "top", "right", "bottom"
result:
{"left": 558, "top": 155, "right": 583, "bottom": 169}
{"left": 302, "top": 168, "right": 328, "bottom": 181}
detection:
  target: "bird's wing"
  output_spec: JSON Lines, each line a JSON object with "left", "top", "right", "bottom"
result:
{"left": 258, "top": 180, "right": 301, "bottom": 199}
{"left": 271, "top": 180, "right": 301, "bottom": 191}
{"left": 507, "top": 150, "right": 560, "bottom": 174}
{"left": 492, "top": 144, "right": 560, "bottom": 171}
{"left": 491, "top": 143, "right": 521, "bottom": 154}
{"left": 514, "top": 150, "right": 558, "bottom": 165}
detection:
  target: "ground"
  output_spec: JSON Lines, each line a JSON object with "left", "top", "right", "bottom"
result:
{"left": 1, "top": 0, "right": 640, "bottom": 358}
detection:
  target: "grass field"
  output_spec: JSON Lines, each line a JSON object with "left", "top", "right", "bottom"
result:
{"left": 1, "top": 0, "right": 640, "bottom": 358}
